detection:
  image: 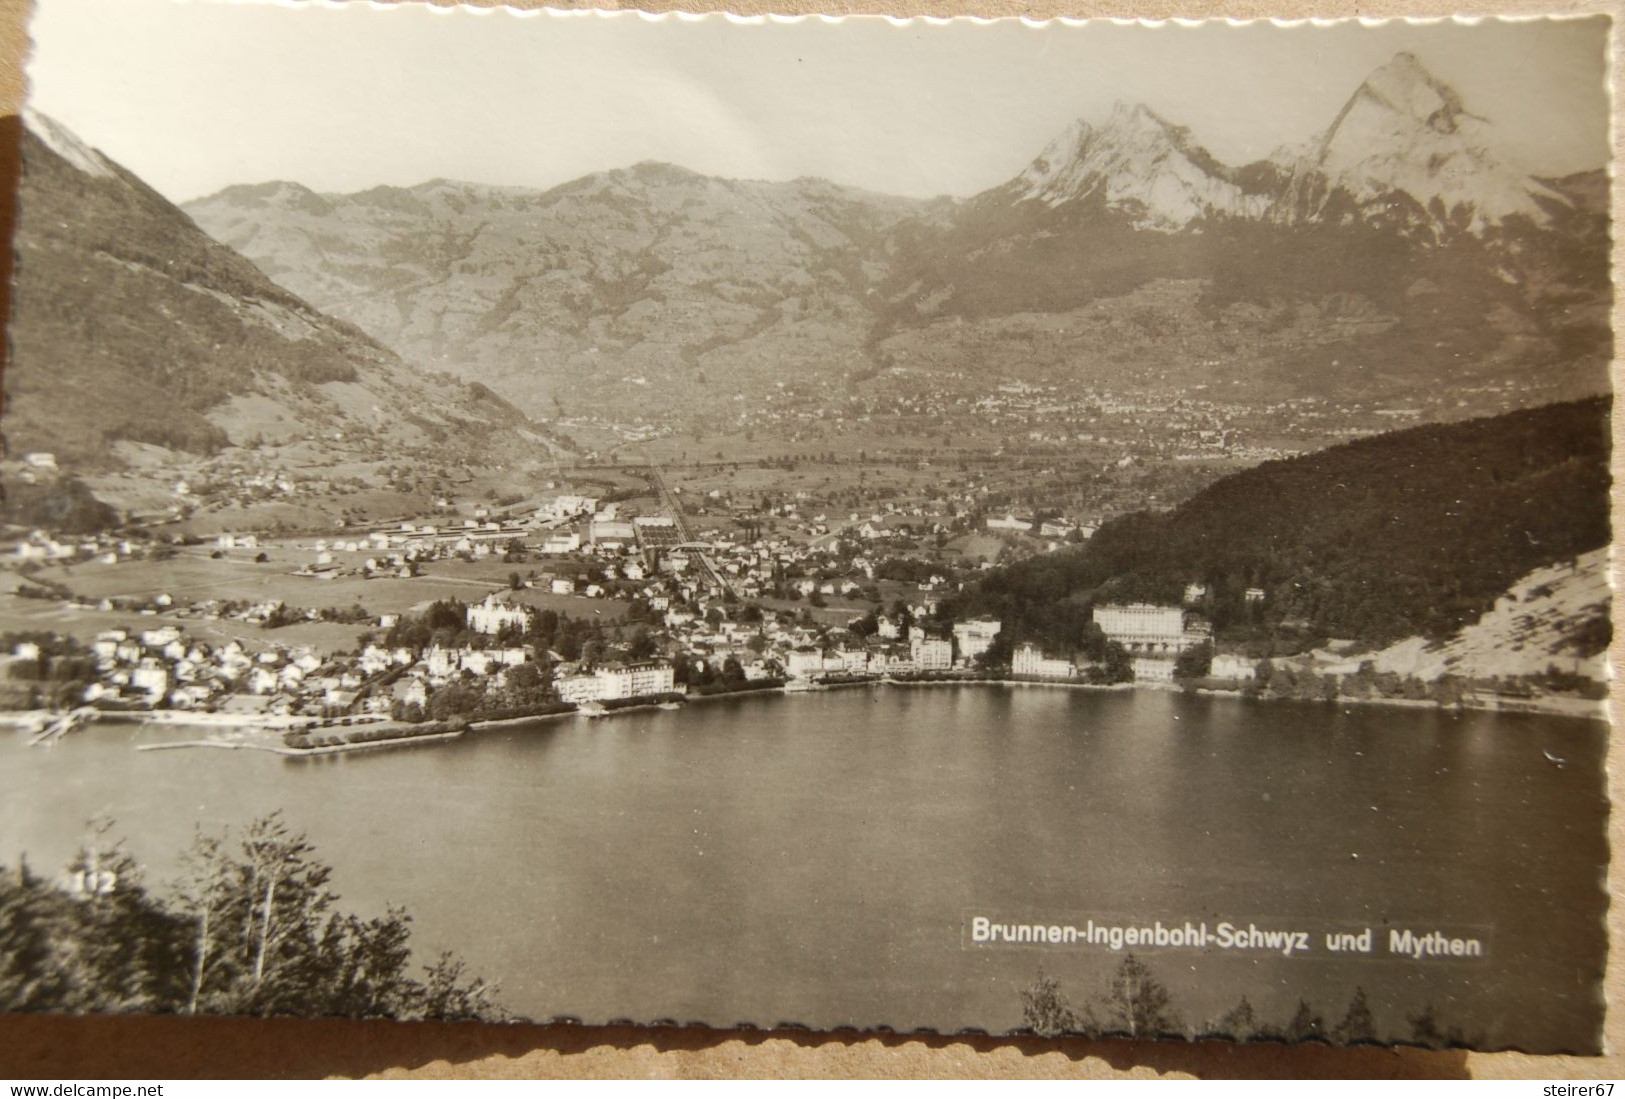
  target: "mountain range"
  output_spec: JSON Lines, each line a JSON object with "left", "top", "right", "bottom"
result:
{"left": 179, "top": 52, "right": 1610, "bottom": 426}
{"left": 187, "top": 165, "right": 931, "bottom": 425}
{"left": 6, "top": 110, "right": 545, "bottom": 468}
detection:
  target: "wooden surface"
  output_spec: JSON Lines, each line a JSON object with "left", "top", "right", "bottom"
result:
{"left": 0, "top": 0, "right": 1618, "bottom": 1079}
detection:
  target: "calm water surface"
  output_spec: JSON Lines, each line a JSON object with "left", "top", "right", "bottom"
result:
{"left": 0, "top": 686, "right": 1607, "bottom": 1050}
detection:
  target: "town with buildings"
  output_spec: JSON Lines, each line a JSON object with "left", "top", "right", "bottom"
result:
{"left": 11, "top": 404, "right": 1601, "bottom": 750}
{"left": 0, "top": 468, "right": 1277, "bottom": 745}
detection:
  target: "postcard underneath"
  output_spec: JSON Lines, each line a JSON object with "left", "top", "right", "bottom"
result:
{"left": 0, "top": 0, "right": 1611, "bottom": 1054}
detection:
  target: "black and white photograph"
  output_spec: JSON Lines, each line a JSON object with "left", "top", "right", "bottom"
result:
{"left": 0, "top": 0, "right": 1612, "bottom": 1056}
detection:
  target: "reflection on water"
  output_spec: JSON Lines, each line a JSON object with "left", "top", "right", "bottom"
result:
{"left": 0, "top": 687, "right": 1606, "bottom": 1051}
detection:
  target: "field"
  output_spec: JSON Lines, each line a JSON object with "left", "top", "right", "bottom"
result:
{"left": 0, "top": 593, "right": 298, "bottom": 653}
{"left": 5, "top": 542, "right": 629, "bottom": 646}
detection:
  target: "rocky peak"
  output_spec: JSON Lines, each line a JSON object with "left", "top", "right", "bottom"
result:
{"left": 1013, "top": 100, "right": 1266, "bottom": 228}
{"left": 1002, "top": 53, "right": 1576, "bottom": 237}
{"left": 1290, "top": 51, "right": 1568, "bottom": 231}
{"left": 1350, "top": 51, "right": 1470, "bottom": 136}
{"left": 204, "top": 179, "right": 334, "bottom": 217}
{"left": 23, "top": 107, "right": 114, "bottom": 180}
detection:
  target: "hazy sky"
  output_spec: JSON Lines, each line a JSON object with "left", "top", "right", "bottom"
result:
{"left": 25, "top": 0, "right": 1612, "bottom": 204}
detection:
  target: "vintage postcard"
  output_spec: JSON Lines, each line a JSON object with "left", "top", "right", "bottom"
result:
{"left": 0, "top": 0, "right": 1611, "bottom": 1054}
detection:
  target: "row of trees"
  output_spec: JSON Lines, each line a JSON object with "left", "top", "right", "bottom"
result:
{"left": 264, "top": 603, "right": 374, "bottom": 630}
{"left": 1020, "top": 955, "right": 1471, "bottom": 1047}
{"left": 379, "top": 598, "right": 607, "bottom": 662}
{"left": 0, "top": 814, "right": 507, "bottom": 1021}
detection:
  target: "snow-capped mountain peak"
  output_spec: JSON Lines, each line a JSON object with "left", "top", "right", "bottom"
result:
{"left": 1346, "top": 51, "right": 1470, "bottom": 137}
{"left": 1006, "top": 53, "right": 1573, "bottom": 238}
{"left": 1014, "top": 100, "right": 1266, "bottom": 229}
{"left": 1290, "top": 51, "right": 1568, "bottom": 231}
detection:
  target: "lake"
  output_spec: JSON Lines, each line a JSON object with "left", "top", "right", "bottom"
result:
{"left": 0, "top": 685, "right": 1607, "bottom": 1051}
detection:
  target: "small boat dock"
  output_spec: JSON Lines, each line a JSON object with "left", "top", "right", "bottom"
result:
{"left": 26, "top": 706, "right": 98, "bottom": 747}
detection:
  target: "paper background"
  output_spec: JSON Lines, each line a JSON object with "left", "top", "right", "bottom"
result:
{"left": 0, "top": 0, "right": 1616, "bottom": 1079}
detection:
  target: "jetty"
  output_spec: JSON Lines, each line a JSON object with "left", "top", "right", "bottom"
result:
{"left": 26, "top": 706, "right": 97, "bottom": 747}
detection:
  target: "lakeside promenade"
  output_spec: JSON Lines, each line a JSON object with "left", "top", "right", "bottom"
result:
{"left": 10, "top": 665, "right": 1604, "bottom": 760}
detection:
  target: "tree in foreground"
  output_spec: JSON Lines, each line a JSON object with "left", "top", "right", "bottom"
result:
{"left": 0, "top": 813, "right": 510, "bottom": 1022}
{"left": 1019, "top": 969, "right": 1078, "bottom": 1037}
{"left": 1211, "top": 995, "right": 1259, "bottom": 1041}
{"left": 1335, "top": 986, "right": 1376, "bottom": 1044}
{"left": 1285, "top": 998, "right": 1326, "bottom": 1042}
{"left": 1100, "top": 954, "right": 1180, "bottom": 1038}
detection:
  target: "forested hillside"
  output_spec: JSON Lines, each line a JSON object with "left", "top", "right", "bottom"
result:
{"left": 956, "top": 397, "right": 1611, "bottom": 653}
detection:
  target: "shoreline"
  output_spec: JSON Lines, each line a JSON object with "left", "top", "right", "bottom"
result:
{"left": 469, "top": 711, "right": 577, "bottom": 732}
{"left": 11, "top": 673, "right": 1605, "bottom": 754}
{"left": 1189, "top": 684, "right": 1608, "bottom": 723}
{"left": 283, "top": 728, "right": 466, "bottom": 756}
{"left": 671, "top": 687, "right": 786, "bottom": 706}
{"left": 135, "top": 727, "right": 468, "bottom": 756}
{"left": 883, "top": 676, "right": 1134, "bottom": 693}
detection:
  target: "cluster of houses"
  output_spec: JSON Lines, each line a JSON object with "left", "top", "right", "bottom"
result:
{"left": 785, "top": 632, "right": 944, "bottom": 678}
{"left": 772, "top": 616, "right": 997, "bottom": 679}
{"left": 39, "top": 608, "right": 682, "bottom": 717}
{"left": 12, "top": 529, "right": 139, "bottom": 566}
{"left": 387, "top": 595, "right": 683, "bottom": 711}
{"left": 63, "top": 626, "right": 383, "bottom": 714}
{"left": 284, "top": 521, "right": 530, "bottom": 578}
